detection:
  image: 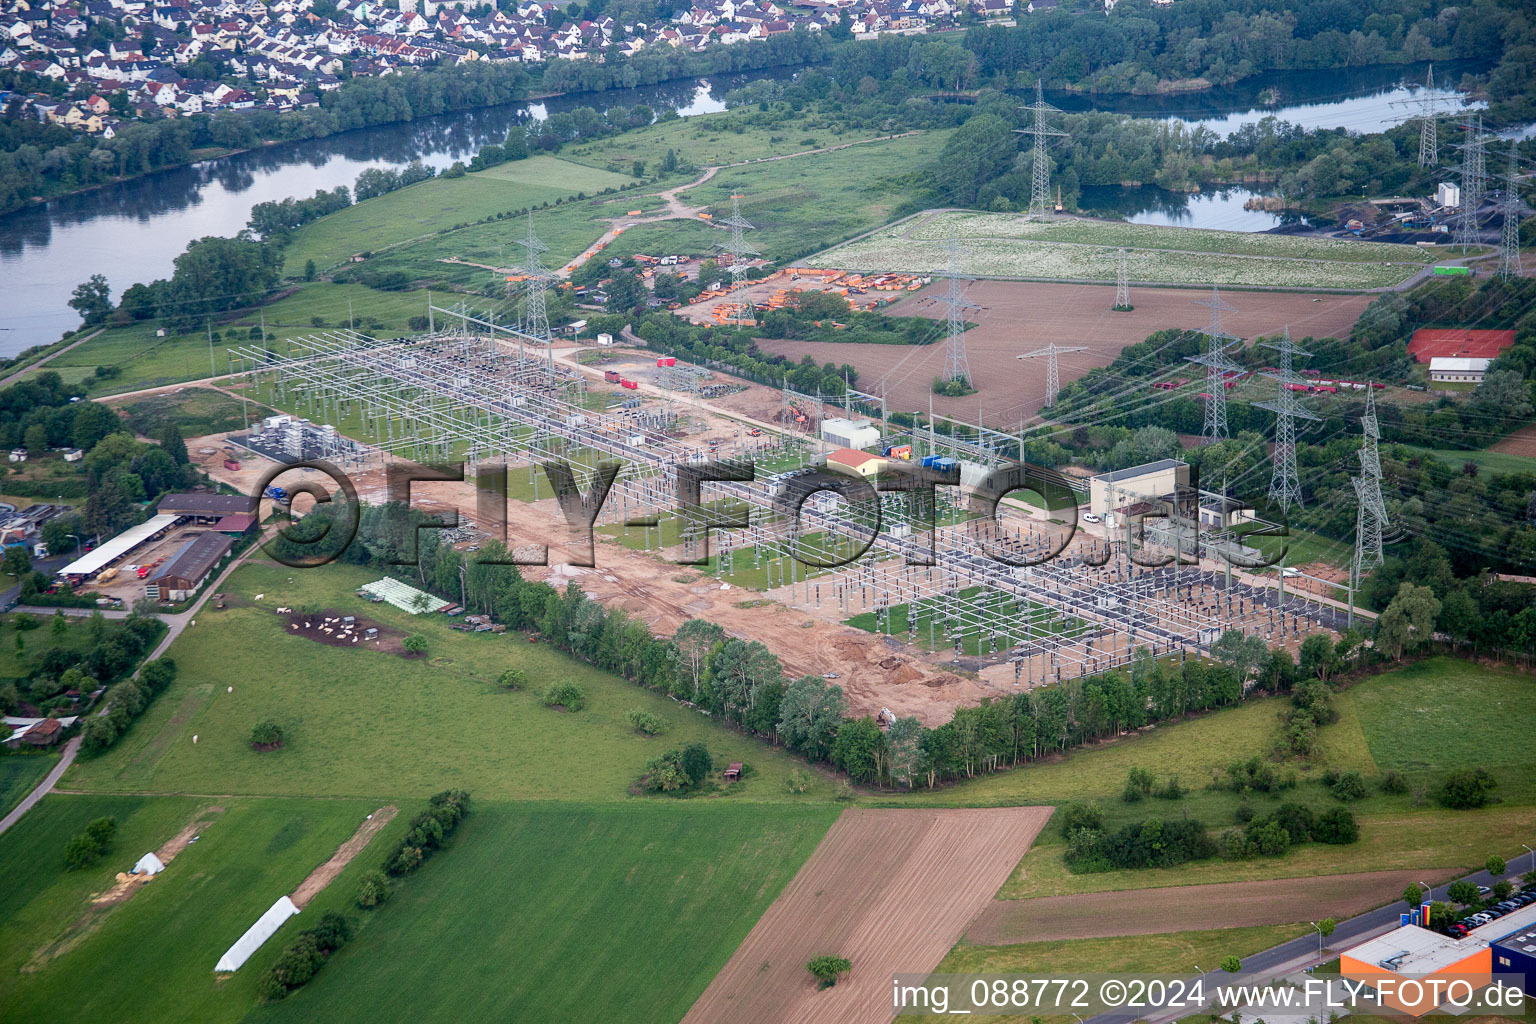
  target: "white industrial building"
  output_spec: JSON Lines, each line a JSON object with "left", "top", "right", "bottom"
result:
{"left": 1429, "top": 356, "right": 1492, "bottom": 383}
{"left": 821, "top": 417, "right": 881, "bottom": 450}
{"left": 1436, "top": 181, "right": 1462, "bottom": 208}
{"left": 1089, "top": 459, "right": 1190, "bottom": 520}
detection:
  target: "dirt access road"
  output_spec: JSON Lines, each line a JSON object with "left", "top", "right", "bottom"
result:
{"left": 681, "top": 806, "right": 1052, "bottom": 1024}
{"left": 965, "top": 867, "right": 1464, "bottom": 944}
{"left": 291, "top": 805, "right": 397, "bottom": 908}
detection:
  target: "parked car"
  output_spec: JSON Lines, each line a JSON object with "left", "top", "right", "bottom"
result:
{"left": 1082, "top": 513, "right": 1102, "bottom": 524}
{"left": 1447, "top": 924, "right": 1470, "bottom": 938}
{"left": 1477, "top": 886, "right": 1492, "bottom": 896}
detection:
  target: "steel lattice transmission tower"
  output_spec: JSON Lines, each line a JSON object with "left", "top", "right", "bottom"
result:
{"left": 1185, "top": 285, "right": 1242, "bottom": 443}
{"left": 515, "top": 212, "right": 554, "bottom": 378}
{"left": 1253, "top": 326, "right": 1321, "bottom": 513}
{"left": 1498, "top": 139, "right": 1525, "bottom": 281}
{"left": 1014, "top": 81, "right": 1069, "bottom": 221}
{"left": 1454, "top": 114, "right": 1488, "bottom": 254}
{"left": 718, "top": 193, "right": 761, "bottom": 326}
{"left": 1355, "top": 384, "right": 1389, "bottom": 572}
{"left": 939, "top": 230, "right": 977, "bottom": 389}
{"left": 1113, "top": 247, "right": 1131, "bottom": 309}
{"left": 1017, "top": 343, "right": 1088, "bottom": 408}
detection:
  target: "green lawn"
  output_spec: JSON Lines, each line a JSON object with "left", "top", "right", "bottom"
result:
{"left": 1346, "top": 656, "right": 1536, "bottom": 772}
{"left": 65, "top": 561, "right": 837, "bottom": 803}
{"left": 0, "top": 612, "right": 98, "bottom": 678}
{"left": 281, "top": 156, "right": 635, "bottom": 276}
{"left": 0, "top": 793, "right": 398, "bottom": 1024}
{"left": 248, "top": 801, "right": 838, "bottom": 1024}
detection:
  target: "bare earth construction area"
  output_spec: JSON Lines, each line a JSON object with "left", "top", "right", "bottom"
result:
{"left": 759, "top": 280, "right": 1371, "bottom": 422}
{"left": 681, "top": 806, "right": 1052, "bottom": 1024}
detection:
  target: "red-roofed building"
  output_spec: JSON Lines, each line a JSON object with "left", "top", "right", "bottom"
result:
{"left": 1407, "top": 328, "right": 1516, "bottom": 363}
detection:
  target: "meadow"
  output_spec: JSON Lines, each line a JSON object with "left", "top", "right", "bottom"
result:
{"left": 0, "top": 793, "right": 401, "bottom": 1024}
{"left": 248, "top": 801, "right": 839, "bottom": 1024}
{"left": 0, "top": 755, "right": 54, "bottom": 817}
{"left": 562, "top": 108, "right": 892, "bottom": 172}
{"left": 280, "top": 156, "right": 636, "bottom": 276}
{"left": 810, "top": 211, "right": 1436, "bottom": 289}
{"left": 67, "top": 560, "right": 839, "bottom": 802}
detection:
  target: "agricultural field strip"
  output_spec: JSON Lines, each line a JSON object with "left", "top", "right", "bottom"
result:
{"left": 965, "top": 868, "right": 1451, "bottom": 943}
{"left": 808, "top": 212, "right": 1434, "bottom": 289}
{"left": 681, "top": 806, "right": 1051, "bottom": 1024}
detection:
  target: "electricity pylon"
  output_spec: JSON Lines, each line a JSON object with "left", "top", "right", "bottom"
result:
{"left": 1014, "top": 81, "right": 1069, "bottom": 221}
{"left": 1113, "top": 247, "right": 1131, "bottom": 309}
{"left": 515, "top": 212, "right": 553, "bottom": 378}
{"left": 1390, "top": 65, "right": 1448, "bottom": 167}
{"left": 717, "top": 193, "right": 760, "bottom": 325}
{"left": 1498, "top": 139, "right": 1525, "bottom": 281}
{"left": 1454, "top": 115, "right": 1488, "bottom": 253}
{"left": 1185, "top": 285, "right": 1242, "bottom": 443}
{"left": 939, "top": 230, "right": 977, "bottom": 389}
{"left": 1017, "top": 343, "right": 1088, "bottom": 408}
{"left": 1355, "top": 385, "right": 1389, "bottom": 572}
{"left": 1254, "top": 327, "right": 1320, "bottom": 513}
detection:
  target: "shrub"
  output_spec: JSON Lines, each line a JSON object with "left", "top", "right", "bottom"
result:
{"left": 380, "top": 790, "right": 470, "bottom": 878}
{"left": 1057, "top": 801, "right": 1103, "bottom": 838}
{"left": 1380, "top": 770, "right": 1410, "bottom": 794}
{"left": 1155, "top": 775, "right": 1185, "bottom": 800}
{"left": 784, "top": 768, "right": 811, "bottom": 794}
{"left": 1217, "top": 828, "right": 1255, "bottom": 860}
{"left": 1312, "top": 807, "right": 1360, "bottom": 844}
{"left": 1440, "top": 768, "right": 1497, "bottom": 809}
{"left": 63, "top": 816, "right": 117, "bottom": 869}
{"left": 626, "top": 707, "right": 668, "bottom": 735}
{"left": 355, "top": 869, "right": 391, "bottom": 909}
{"left": 250, "top": 719, "right": 283, "bottom": 749}
{"left": 542, "top": 681, "right": 586, "bottom": 711}
{"left": 1329, "top": 771, "right": 1367, "bottom": 801}
{"left": 807, "top": 954, "right": 851, "bottom": 988}
{"left": 1246, "top": 820, "right": 1291, "bottom": 857}
{"left": 402, "top": 634, "right": 428, "bottom": 655}
{"left": 262, "top": 912, "right": 354, "bottom": 999}
{"left": 1122, "top": 766, "right": 1154, "bottom": 803}
{"left": 497, "top": 668, "right": 526, "bottom": 691}
{"left": 1066, "top": 816, "right": 1215, "bottom": 873}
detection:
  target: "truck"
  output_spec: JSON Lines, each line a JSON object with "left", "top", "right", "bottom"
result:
{"left": 603, "top": 370, "right": 622, "bottom": 384}
{"left": 883, "top": 444, "right": 913, "bottom": 459}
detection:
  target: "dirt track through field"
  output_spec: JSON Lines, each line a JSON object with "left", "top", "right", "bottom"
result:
{"left": 757, "top": 280, "right": 1371, "bottom": 423}
{"left": 680, "top": 806, "right": 1052, "bottom": 1024}
{"left": 965, "top": 868, "right": 1461, "bottom": 944}
{"left": 290, "top": 805, "right": 397, "bottom": 908}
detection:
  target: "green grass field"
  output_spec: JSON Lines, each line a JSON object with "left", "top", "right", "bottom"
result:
{"left": 0, "top": 755, "right": 54, "bottom": 817}
{"left": 0, "top": 793, "right": 399, "bottom": 1024}
{"left": 1405, "top": 445, "right": 1536, "bottom": 478}
{"left": 899, "top": 924, "right": 1313, "bottom": 1024}
{"left": 1347, "top": 657, "right": 1536, "bottom": 772}
{"left": 67, "top": 561, "right": 837, "bottom": 803}
{"left": 281, "top": 157, "right": 635, "bottom": 276}
{"left": 562, "top": 109, "right": 893, "bottom": 172}
{"left": 248, "top": 801, "right": 838, "bottom": 1024}
{"left": 812, "top": 211, "right": 1437, "bottom": 289}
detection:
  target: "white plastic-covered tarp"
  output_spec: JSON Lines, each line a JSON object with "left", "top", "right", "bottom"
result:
{"left": 132, "top": 852, "right": 165, "bottom": 875}
{"left": 215, "top": 896, "right": 299, "bottom": 973}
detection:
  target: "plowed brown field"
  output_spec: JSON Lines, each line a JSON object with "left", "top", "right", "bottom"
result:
{"left": 680, "top": 806, "right": 1052, "bottom": 1024}
{"left": 757, "top": 281, "right": 1371, "bottom": 424}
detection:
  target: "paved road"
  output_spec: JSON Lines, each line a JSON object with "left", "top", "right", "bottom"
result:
{"left": 0, "top": 327, "right": 104, "bottom": 387}
{"left": 1086, "top": 861, "right": 1531, "bottom": 1024}
{"left": 0, "top": 552, "right": 251, "bottom": 838}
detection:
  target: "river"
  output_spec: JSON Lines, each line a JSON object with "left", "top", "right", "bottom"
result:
{"left": 0, "top": 61, "right": 1492, "bottom": 355}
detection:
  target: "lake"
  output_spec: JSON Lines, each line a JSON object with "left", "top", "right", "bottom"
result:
{"left": 0, "top": 61, "right": 1493, "bottom": 355}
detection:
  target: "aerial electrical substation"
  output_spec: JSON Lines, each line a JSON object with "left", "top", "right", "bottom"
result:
{"left": 227, "top": 189, "right": 1405, "bottom": 696}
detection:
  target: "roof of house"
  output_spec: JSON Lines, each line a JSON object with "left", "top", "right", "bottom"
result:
{"left": 147, "top": 531, "right": 234, "bottom": 585}
{"left": 158, "top": 492, "right": 257, "bottom": 515}
{"left": 1093, "top": 458, "right": 1188, "bottom": 484}
{"left": 826, "top": 447, "right": 883, "bottom": 469}
{"left": 1408, "top": 328, "right": 1516, "bottom": 363}
{"left": 58, "top": 512, "right": 181, "bottom": 577}
{"left": 1428, "top": 356, "right": 1492, "bottom": 372}
{"left": 25, "top": 718, "right": 62, "bottom": 739}
{"left": 212, "top": 514, "right": 256, "bottom": 532}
